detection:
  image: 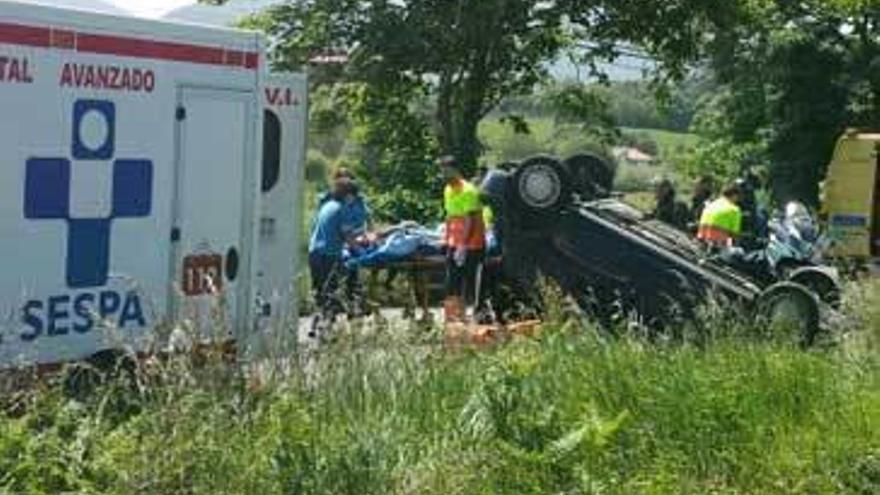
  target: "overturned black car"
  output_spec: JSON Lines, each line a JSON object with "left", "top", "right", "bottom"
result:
{"left": 482, "top": 155, "right": 839, "bottom": 345}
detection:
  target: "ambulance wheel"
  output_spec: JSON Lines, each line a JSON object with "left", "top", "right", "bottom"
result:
{"left": 62, "top": 363, "right": 103, "bottom": 400}
{"left": 756, "top": 282, "right": 821, "bottom": 347}
{"left": 61, "top": 350, "right": 133, "bottom": 399}
{"left": 564, "top": 153, "right": 616, "bottom": 200}
{"left": 787, "top": 266, "right": 842, "bottom": 309}
{"left": 512, "top": 156, "right": 571, "bottom": 216}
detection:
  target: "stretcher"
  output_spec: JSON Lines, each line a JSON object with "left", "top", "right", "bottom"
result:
{"left": 365, "top": 254, "right": 503, "bottom": 321}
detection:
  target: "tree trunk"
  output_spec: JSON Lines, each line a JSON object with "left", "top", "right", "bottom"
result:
{"left": 453, "top": 114, "right": 482, "bottom": 176}
{"left": 435, "top": 77, "right": 483, "bottom": 176}
{"left": 436, "top": 70, "right": 454, "bottom": 156}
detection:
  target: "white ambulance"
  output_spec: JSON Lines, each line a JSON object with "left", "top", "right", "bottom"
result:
{"left": 0, "top": 0, "right": 307, "bottom": 369}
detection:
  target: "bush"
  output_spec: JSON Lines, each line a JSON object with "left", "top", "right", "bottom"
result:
{"left": 305, "top": 149, "right": 331, "bottom": 184}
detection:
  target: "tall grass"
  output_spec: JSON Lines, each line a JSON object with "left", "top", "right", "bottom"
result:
{"left": 2, "top": 281, "right": 878, "bottom": 494}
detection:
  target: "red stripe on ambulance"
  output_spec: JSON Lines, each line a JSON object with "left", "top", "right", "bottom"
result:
{"left": 0, "top": 22, "right": 49, "bottom": 47}
{"left": 0, "top": 21, "right": 258, "bottom": 69}
{"left": 77, "top": 33, "right": 226, "bottom": 65}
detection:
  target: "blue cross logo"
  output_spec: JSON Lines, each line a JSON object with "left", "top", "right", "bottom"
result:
{"left": 24, "top": 100, "right": 153, "bottom": 289}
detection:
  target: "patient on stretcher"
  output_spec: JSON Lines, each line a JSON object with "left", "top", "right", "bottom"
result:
{"left": 343, "top": 222, "right": 500, "bottom": 269}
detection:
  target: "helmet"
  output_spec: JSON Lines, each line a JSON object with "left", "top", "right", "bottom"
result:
{"left": 784, "top": 202, "right": 818, "bottom": 242}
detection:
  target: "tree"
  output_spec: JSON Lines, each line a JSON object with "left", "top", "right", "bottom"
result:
{"left": 686, "top": 0, "right": 880, "bottom": 205}
{"left": 240, "top": 0, "right": 818, "bottom": 216}
{"left": 245, "top": 0, "right": 568, "bottom": 174}
{"left": 246, "top": 0, "right": 729, "bottom": 167}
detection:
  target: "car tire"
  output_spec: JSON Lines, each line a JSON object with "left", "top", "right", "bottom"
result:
{"left": 512, "top": 155, "right": 571, "bottom": 217}
{"left": 563, "top": 153, "right": 616, "bottom": 200}
{"left": 787, "top": 266, "right": 842, "bottom": 309}
{"left": 756, "top": 282, "right": 821, "bottom": 347}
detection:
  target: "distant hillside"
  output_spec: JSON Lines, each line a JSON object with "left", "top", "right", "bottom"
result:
{"left": 13, "top": 0, "right": 128, "bottom": 15}
{"left": 163, "top": 0, "right": 279, "bottom": 26}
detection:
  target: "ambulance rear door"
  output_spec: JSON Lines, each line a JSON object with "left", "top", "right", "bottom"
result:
{"left": 255, "top": 72, "right": 307, "bottom": 354}
{"left": 170, "top": 86, "right": 261, "bottom": 341}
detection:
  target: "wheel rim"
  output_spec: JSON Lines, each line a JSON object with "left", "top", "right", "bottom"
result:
{"left": 768, "top": 298, "right": 807, "bottom": 326}
{"left": 765, "top": 295, "right": 811, "bottom": 342}
{"left": 518, "top": 164, "right": 561, "bottom": 209}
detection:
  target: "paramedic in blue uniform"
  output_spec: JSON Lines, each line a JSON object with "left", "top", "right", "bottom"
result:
{"left": 318, "top": 168, "right": 371, "bottom": 313}
{"left": 309, "top": 178, "right": 359, "bottom": 325}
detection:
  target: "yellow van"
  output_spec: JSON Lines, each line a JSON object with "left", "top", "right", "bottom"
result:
{"left": 822, "top": 131, "right": 880, "bottom": 271}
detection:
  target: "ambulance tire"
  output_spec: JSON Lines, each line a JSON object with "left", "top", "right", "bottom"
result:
{"left": 63, "top": 350, "right": 138, "bottom": 399}
{"left": 512, "top": 155, "right": 572, "bottom": 220}
{"left": 756, "top": 282, "right": 821, "bottom": 347}
{"left": 564, "top": 153, "right": 616, "bottom": 200}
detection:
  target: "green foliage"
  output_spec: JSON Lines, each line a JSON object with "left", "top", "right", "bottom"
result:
{"left": 305, "top": 149, "right": 330, "bottom": 184}
{"left": 541, "top": 84, "right": 619, "bottom": 145}
{"left": 308, "top": 85, "right": 354, "bottom": 159}
{"left": 597, "top": 80, "right": 704, "bottom": 133}
{"left": 498, "top": 80, "right": 709, "bottom": 136}
{"left": 344, "top": 83, "right": 443, "bottom": 224}
{"left": 252, "top": 0, "right": 569, "bottom": 171}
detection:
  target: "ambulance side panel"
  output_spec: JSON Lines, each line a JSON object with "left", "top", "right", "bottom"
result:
{"left": 825, "top": 136, "right": 878, "bottom": 259}
{"left": 0, "top": 1, "right": 263, "bottom": 368}
{"left": 253, "top": 73, "right": 307, "bottom": 355}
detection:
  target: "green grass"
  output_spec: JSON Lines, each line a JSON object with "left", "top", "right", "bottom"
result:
{"left": 479, "top": 117, "right": 560, "bottom": 164}
{"left": 2, "top": 281, "right": 878, "bottom": 494}
{"left": 477, "top": 117, "right": 698, "bottom": 165}
{"left": 621, "top": 127, "right": 699, "bottom": 156}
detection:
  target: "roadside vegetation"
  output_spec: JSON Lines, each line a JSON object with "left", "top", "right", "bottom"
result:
{"left": 2, "top": 280, "right": 878, "bottom": 494}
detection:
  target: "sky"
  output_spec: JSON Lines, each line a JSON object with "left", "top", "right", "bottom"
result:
{"left": 111, "top": 0, "right": 193, "bottom": 17}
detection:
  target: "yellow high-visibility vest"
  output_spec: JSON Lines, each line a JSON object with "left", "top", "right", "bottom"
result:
{"left": 698, "top": 196, "right": 742, "bottom": 245}
{"left": 444, "top": 179, "right": 485, "bottom": 249}
{"left": 483, "top": 205, "right": 494, "bottom": 227}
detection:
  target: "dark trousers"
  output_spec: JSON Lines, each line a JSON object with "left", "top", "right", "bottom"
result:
{"left": 309, "top": 252, "right": 343, "bottom": 313}
{"left": 345, "top": 266, "right": 363, "bottom": 300}
{"left": 446, "top": 249, "right": 485, "bottom": 305}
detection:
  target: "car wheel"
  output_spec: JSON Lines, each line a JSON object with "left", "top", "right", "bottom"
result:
{"left": 787, "top": 266, "right": 842, "bottom": 309}
{"left": 563, "top": 153, "right": 616, "bottom": 200}
{"left": 756, "top": 282, "right": 820, "bottom": 347}
{"left": 512, "top": 155, "right": 571, "bottom": 216}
